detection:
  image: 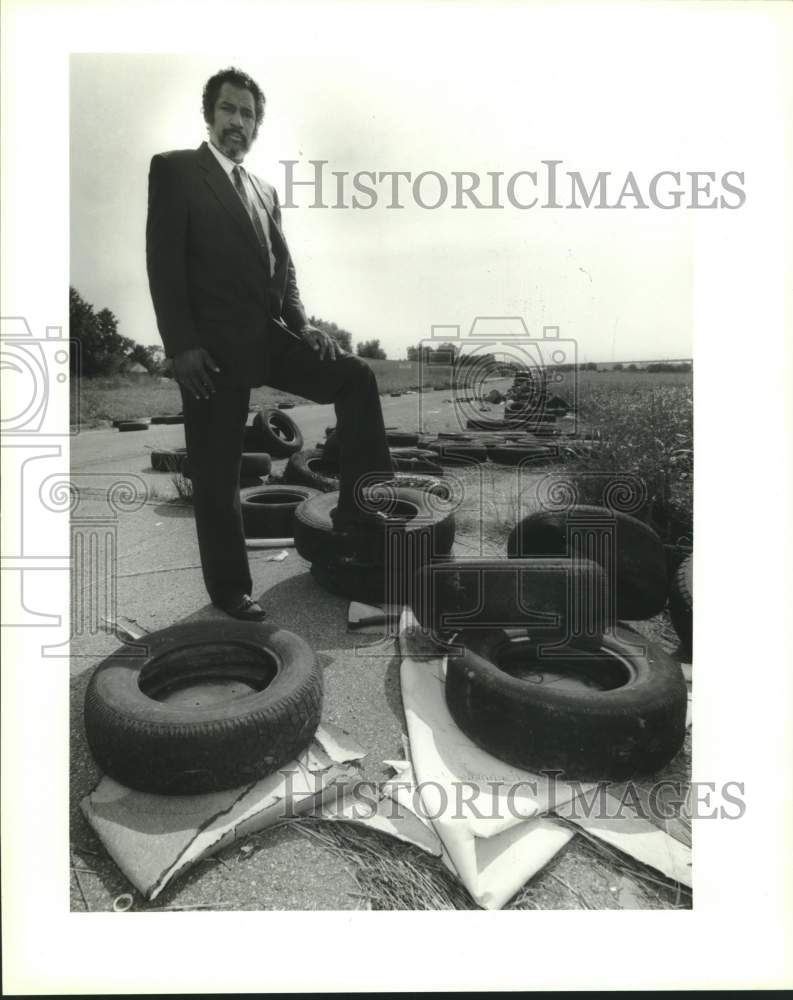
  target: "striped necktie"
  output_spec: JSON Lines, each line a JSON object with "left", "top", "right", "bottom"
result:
{"left": 232, "top": 165, "right": 269, "bottom": 250}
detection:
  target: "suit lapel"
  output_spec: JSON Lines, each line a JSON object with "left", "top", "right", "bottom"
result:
{"left": 197, "top": 142, "right": 271, "bottom": 272}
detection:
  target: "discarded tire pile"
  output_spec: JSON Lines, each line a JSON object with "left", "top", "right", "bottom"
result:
{"left": 406, "top": 496, "right": 687, "bottom": 780}
{"left": 295, "top": 486, "right": 456, "bottom": 604}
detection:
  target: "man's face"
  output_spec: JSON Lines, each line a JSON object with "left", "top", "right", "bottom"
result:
{"left": 208, "top": 82, "right": 258, "bottom": 162}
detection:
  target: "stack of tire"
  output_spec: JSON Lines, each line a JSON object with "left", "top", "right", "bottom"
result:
{"left": 294, "top": 481, "right": 457, "bottom": 605}
{"left": 407, "top": 503, "right": 689, "bottom": 781}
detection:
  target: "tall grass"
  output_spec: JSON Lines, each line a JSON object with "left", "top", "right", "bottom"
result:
{"left": 572, "top": 374, "right": 693, "bottom": 544}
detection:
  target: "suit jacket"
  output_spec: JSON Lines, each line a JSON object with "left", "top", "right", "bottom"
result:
{"left": 146, "top": 140, "right": 308, "bottom": 386}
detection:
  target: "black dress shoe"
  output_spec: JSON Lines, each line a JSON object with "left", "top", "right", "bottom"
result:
{"left": 216, "top": 595, "right": 267, "bottom": 621}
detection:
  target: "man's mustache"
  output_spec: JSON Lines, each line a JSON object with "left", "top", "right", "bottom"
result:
{"left": 223, "top": 128, "right": 247, "bottom": 142}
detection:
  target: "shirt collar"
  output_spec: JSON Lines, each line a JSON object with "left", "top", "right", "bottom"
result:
{"left": 207, "top": 139, "right": 244, "bottom": 178}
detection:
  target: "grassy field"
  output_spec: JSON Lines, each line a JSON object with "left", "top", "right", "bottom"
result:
{"left": 71, "top": 363, "right": 690, "bottom": 425}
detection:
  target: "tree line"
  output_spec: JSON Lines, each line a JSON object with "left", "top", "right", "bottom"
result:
{"left": 69, "top": 289, "right": 392, "bottom": 376}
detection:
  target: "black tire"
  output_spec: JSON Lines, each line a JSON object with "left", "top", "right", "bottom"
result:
{"left": 294, "top": 487, "right": 456, "bottom": 567}
{"left": 253, "top": 408, "right": 304, "bottom": 458}
{"left": 467, "top": 416, "right": 555, "bottom": 431}
{"left": 240, "top": 452, "right": 272, "bottom": 478}
{"left": 283, "top": 449, "right": 340, "bottom": 493}
{"left": 118, "top": 421, "right": 149, "bottom": 432}
{"left": 150, "top": 414, "right": 185, "bottom": 425}
{"left": 508, "top": 505, "right": 668, "bottom": 620}
{"left": 411, "top": 557, "right": 608, "bottom": 638}
{"left": 668, "top": 554, "right": 693, "bottom": 655}
{"left": 545, "top": 394, "right": 571, "bottom": 416}
{"left": 486, "top": 444, "right": 558, "bottom": 466}
{"left": 389, "top": 391, "right": 402, "bottom": 397}
{"left": 388, "top": 473, "right": 451, "bottom": 499}
{"left": 84, "top": 621, "right": 322, "bottom": 795}
{"left": 311, "top": 559, "right": 404, "bottom": 604}
{"left": 151, "top": 447, "right": 188, "bottom": 473}
{"left": 240, "top": 484, "right": 320, "bottom": 538}
{"left": 445, "top": 625, "right": 687, "bottom": 781}
{"left": 424, "top": 440, "right": 488, "bottom": 464}
{"left": 386, "top": 430, "right": 420, "bottom": 447}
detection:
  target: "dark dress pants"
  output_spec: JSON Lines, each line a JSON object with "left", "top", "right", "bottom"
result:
{"left": 181, "top": 324, "right": 394, "bottom": 607}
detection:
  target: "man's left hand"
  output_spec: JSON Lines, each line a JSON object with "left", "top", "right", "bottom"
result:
{"left": 300, "top": 325, "right": 343, "bottom": 361}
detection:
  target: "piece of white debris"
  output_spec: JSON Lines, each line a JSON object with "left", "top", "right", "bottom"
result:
{"left": 265, "top": 550, "right": 289, "bottom": 562}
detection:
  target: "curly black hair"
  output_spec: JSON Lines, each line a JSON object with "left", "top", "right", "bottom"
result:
{"left": 202, "top": 67, "right": 266, "bottom": 133}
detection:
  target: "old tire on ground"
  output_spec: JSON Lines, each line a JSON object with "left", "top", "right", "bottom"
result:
{"left": 150, "top": 414, "right": 184, "bottom": 425}
{"left": 486, "top": 444, "right": 558, "bottom": 466}
{"left": 668, "top": 554, "right": 693, "bottom": 655}
{"left": 445, "top": 625, "right": 687, "bottom": 781}
{"left": 508, "top": 505, "right": 668, "bottom": 621}
{"left": 240, "top": 452, "right": 272, "bottom": 478}
{"left": 151, "top": 447, "right": 188, "bottom": 473}
{"left": 283, "top": 449, "right": 340, "bottom": 493}
{"left": 118, "top": 421, "right": 149, "bottom": 432}
{"left": 294, "top": 487, "right": 456, "bottom": 567}
{"left": 545, "top": 394, "right": 571, "bottom": 416}
{"left": 468, "top": 415, "right": 555, "bottom": 431}
{"left": 385, "top": 430, "right": 421, "bottom": 447}
{"left": 412, "top": 557, "right": 608, "bottom": 637}
{"left": 252, "top": 408, "right": 304, "bottom": 458}
{"left": 84, "top": 621, "right": 322, "bottom": 795}
{"left": 240, "top": 484, "right": 319, "bottom": 538}
{"left": 310, "top": 559, "right": 404, "bottom": 604}
{"left": 424, "top": 440, "right": 488, "bottom": 464}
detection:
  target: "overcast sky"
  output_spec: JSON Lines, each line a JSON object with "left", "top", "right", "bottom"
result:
{"left": 69, "top": 9, "right": 760, "bottom": 363}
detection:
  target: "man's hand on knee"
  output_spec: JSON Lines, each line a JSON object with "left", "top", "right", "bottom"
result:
{"left": 173, "top": 348, "right": 221, "bottom": 399}
{"left": 299, "top": 325, "right": 343, "bottom": 362}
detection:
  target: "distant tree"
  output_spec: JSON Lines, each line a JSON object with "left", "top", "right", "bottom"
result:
{"left": 69, "top": 287, "right": 137, "bottom": 376}
{"left": 308, "top": 315, "right": 353, "bottom": 353}
{"left": 612, "top": 363, "right": 623, "bottom": 371}
{"left": 357, "top": 338, "right": 387, "bottom": 360}
{"left": 646, "top": 361, "right": 692, "bottom": 373}
{"left": 626, "top": 363, "right": 638, "bottom": 371}
{"left": 127, "top": 343, "right": 165, "bottom": 375}
{"left": 407, "top": 342, "right": 459, "bottom": 365}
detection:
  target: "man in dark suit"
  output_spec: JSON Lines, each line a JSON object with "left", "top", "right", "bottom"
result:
{"left": 146, "top": 66, "right": 393, "bottom": 620}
